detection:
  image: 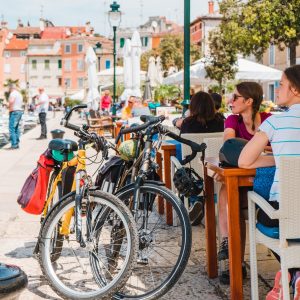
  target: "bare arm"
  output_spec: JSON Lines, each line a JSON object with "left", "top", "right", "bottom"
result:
{"left": 223, "top": 128, "right": 236, "bottom": 141}
{"left": 238, "top": 131, "right": 275, "bottom": 169}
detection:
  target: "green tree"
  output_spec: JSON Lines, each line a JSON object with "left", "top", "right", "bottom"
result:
{"left": 140, "top": 34, "right": 201, "bottom": 74}
{"left": 216, "top": 0, "right": 300, "bottom": 66}
{"left": 205, "top": 27, "right": 238, "bottom": 90}
{"left": 153, "top": 84, "right": 181, "bottom": 104}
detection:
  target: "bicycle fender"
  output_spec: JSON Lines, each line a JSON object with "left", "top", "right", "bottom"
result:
{"left": 34, "top": 191, "right": 76, "bottom": 255}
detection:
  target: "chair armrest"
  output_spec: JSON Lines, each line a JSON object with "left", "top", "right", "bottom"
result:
{"left": 248, "top": 191, "right": 279, "bottom": 220}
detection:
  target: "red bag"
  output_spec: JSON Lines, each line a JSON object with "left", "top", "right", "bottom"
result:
{"left": 17, "top": 151, "right": 54, "bottom": 215}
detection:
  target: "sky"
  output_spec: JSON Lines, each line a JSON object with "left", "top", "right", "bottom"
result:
{"left": 0, "top": 0, "right": 218, "bottom": 37}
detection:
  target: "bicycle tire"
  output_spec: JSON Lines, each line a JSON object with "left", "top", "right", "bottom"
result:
{"left": 39, "top": 190, "right": 138, "bottom": 300}
{"left": 112, "top": 183, "right": 192, "bottom": 300}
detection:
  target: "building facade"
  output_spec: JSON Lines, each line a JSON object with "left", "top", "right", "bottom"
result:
{"left": 190, "top": 1, "right": 222, "bottom": 56}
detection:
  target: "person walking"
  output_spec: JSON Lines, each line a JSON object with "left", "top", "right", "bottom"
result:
{"left": 8, "top": 84, "right": 23, "bottom": 150}
{"left": 35, "top": 87, "right": 49, "bottom": 140}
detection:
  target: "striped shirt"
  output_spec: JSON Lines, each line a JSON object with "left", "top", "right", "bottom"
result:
{"left": 259, "top": 104, "right": 300, "bottom": 202}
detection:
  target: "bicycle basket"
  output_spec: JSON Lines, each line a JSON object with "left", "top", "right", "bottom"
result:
{"left": 173, "top": 167, "right": 203, "bottom": 197}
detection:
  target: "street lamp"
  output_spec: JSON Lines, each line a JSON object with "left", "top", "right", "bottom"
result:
{"left": 181, "top": 0, "right": 190, "bottom": 116}
{"left": 108, "top": 1, "right": 121, "bottom": 116}
{"left": 94, "top": 42, "right": 103, "bottom": 72}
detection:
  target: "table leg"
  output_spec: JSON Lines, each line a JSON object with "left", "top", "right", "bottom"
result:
{"left": 156, "top": 152, "right": 164, "bottom": 215}
{"left": 226, "top": 176, "right": 243, "bottom": 300}
{"left": 163, "top": 148, "right": 176, "bottom": 225}
{"left": 204, "top": 168, "right": 218, "bottom": 278}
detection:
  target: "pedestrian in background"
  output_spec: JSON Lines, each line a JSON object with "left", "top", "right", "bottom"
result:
{"left": 35, "top": 87, "right": 49, "bottom": 140}
{"left": 7, "top": 84, "right": 23, "bottom": 150}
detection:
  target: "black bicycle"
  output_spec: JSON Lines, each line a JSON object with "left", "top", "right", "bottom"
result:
{"left": 92, "top": 115, "right": 206, "bottom": 299}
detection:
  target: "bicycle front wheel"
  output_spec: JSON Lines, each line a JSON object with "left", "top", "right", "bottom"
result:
{"left": 39, "top": 190, "right": 138, "bottom": 300}
{"left": 114, "top": 183, "right": 192, "bottom": 299}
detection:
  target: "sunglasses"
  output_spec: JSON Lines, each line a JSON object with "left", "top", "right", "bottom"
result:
{"left": 232, "top": 94, "right": 244, "bottom": 102}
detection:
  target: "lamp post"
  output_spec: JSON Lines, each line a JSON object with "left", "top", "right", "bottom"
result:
{"left": 108, "top": 1, "right": 121, "bottom": 116}
{"left": 181, "top": 0, "right": 190, "bottom": 116}
{"left": 94, "top": 42, "right": 103, "bottom": 72}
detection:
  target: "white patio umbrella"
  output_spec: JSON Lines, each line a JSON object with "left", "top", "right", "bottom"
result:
{"left": 147, "top": 56, "right": 157, "bottom": 88}
{"left": 163, "top": 57, "right": 282, "bottom": 85}
{"left": 85, "top": 46, "right": 100, "bottom": 110}
{"left": 120, "top": 39, "right": 133, "bottom": 102}
{"left": 131, "top": 30, "right": 142, "bottom": 98}
{"left": 155, "top": 56, "right": 163, "bottom": 85}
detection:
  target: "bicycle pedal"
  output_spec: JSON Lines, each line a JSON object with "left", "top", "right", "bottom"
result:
{"left": 137, "top": 257, "right": 149, "bottom": 265}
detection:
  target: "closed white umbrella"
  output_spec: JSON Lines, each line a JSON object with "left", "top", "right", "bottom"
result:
{"left": 121, "top": 39, "right": 133, "bottom": 102}
{"left": 131, "top": 30, "right": 142, "bottom": 98}
{"left": 147, "top": 56, "right": 157, "bottom": 88}
{"left": 155, "top": 56, "right": 163, "bottom": 85}
{"left": 85, "top": 46, "right": 100, "bottom": 111}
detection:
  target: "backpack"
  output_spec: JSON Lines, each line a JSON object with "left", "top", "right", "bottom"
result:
{"left": 17, "top": 150, "right": 55, "bottom": 214}
{"left": 95, "top": 156, "right": 126, "bottom": 194}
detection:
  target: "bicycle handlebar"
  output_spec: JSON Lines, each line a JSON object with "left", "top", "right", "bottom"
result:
{"left": 115, "top": 115, "right": 165, "bottom": 144}
{"left": 61, "top": 104, "right": 87, "bottom": 132}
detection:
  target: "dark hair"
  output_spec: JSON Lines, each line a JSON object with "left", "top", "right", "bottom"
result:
{"left": 210, "top": 92, "right": 222, "bottom": 110}
{"left": 284, "top": 65, "right": 300, "bottom": 93}
{"left": 187, "top": 91, "right": 216, "bottom": 125}
{"left": 236, "top": 82, "right": 263, "bottom": 131}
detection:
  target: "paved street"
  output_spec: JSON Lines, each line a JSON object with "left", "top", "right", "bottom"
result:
{"left": 0, "top": 112, "right": 277, "bottom": 299}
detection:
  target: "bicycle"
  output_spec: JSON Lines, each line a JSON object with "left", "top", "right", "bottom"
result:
{"left": 36, "top": 105, "right": 138, "bottom": 300}
{"left": 92, "top": 115, "right": 206, "bottom": 299}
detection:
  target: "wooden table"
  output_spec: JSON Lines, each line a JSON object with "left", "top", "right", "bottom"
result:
{"left": 204, "top": 157, "right": 256, "bottom": 300}
{"left": 156, "top": 143, "right": 176, "bottom": 225}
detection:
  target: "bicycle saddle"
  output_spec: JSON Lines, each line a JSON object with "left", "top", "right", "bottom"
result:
{"left": 48, "top": 139, "right": 78, "bottom": 152}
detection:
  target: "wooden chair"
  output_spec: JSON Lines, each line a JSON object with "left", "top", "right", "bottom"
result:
{"left": 86, "top": 110, "right": 114, "bottom": 137}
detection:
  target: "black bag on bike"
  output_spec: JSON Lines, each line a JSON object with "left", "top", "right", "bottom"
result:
{"left": 95, "top": 156, "right": 126, "bottom": 193}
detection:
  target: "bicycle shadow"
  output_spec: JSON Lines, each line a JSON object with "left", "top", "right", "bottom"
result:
{"left": 5, "top": 241, "right": 36, "bottom": 259}
{"left": 27, "top": 275, "right": 61, "bottom": 300}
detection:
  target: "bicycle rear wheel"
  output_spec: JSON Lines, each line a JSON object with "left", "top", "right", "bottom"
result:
{"left": 112, "top": 183, "right": 192, "bottom": 299}
{"left": 39, "top": 190, "right": 138, "bottom": 300}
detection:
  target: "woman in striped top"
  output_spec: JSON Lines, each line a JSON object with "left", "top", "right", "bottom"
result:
{"left": 239, "top": 64, "right": 300, "bottom": 299}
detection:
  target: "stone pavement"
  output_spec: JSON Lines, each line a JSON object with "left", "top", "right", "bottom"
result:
{"left": 0, "top": 111, "right": 278, "bottom": 299}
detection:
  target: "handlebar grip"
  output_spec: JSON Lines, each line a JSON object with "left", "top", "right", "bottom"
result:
{"left": 181, "top": 151, "right": 197, "bottom": 165}
{"left": 166, "top": 131, "right": 207, "bottom": 152}
{"left": 120, "top": 122, "right": 150, "bottom": 134}
{"left": 140, "top": 115, "right": 165, "bottom": 123}
{"left": 66, "top": 123, "right": 81, "bottom": 132}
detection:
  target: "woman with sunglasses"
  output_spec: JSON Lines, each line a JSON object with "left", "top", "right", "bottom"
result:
{"left": 218, "top": 82, "right": 272, "bottom": 284}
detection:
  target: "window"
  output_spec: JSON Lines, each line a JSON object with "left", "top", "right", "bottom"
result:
{"left": 78, "top": 44, "right": 83, "bottom": 53}
{"left": 32, "top": 60, "right": 37, "bottom": 70}
{"left": 269, "top": 84, "right": 275, "bottom": 102}
{"left": 77, "top": 78, "right": 84, "bottom": 88}
{"left": 20, "top": 64, "right": 25, "bottom": 73}
{"left": 64, "top": 59, "right": 71, "bottom": 72}
{"left": 58, "top": 59, "right": 62, "bottom": 69}
{"left": 77, "top": 59, "right": 84, "bottom": 71}
{"left": 120, "top": 37, "right": 125, "bottom": 48}
{"left": 44, "top": 59, "right": 50, "bottom": 70}
{"left": 65, "top": 78, "right": 71, "bottom": 88}
{"left": 142, "top": 37, "right": 148, "bottom": 47}
{"left": 65, "top": 44, "right": 71, "bottom": 53}
{"left": 20, "top": 51, "right": 26, "bottom": 57}
{"left": 4, "top": 51, "right": 10, "bottom": 58}
{"left": 58, "top": 78, "right": 62, "bottom": 86}
{"left": 4, "top": 63, "right": 11, "bottom": 73}
{"left": 269, "top": 44, "right": 275, "bottom": 65}
{"left": 105, "top": 60, "right": 111, "bottom": 69}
